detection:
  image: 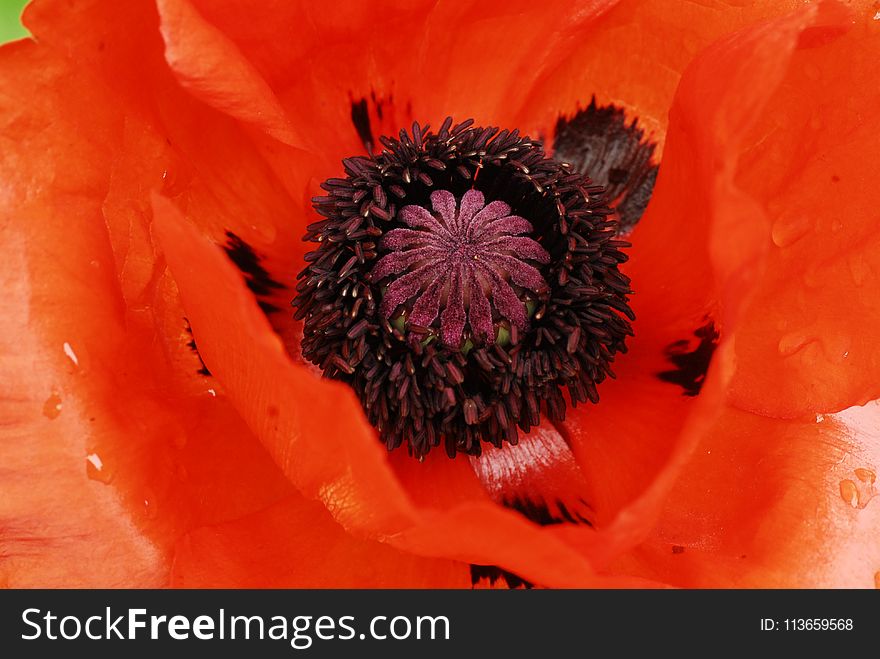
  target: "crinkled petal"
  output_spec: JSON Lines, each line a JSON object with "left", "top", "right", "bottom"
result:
{"left": 168, "top": 0, "right": 620, "bottom": 158}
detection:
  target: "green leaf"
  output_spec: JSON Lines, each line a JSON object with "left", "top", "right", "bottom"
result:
{"left": 0, "top": 0, "right": 29, "bottom": 45}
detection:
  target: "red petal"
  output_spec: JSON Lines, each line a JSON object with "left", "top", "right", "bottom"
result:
{"left": 0, "top": 39, "right": 314, "bottom": 587}
{"left": 553, "top": 1, "right": 854, "bottom": 569}
{"left": 14, "top": 0, "right": 875, "bottom": 590}
{"left": 394, "top": 0, "right": 621, "bottom": 126}
{"left": 727, "top": 3, "right": 880, "bottom": 417}
{"left": 156, "top": 0, "right": 299, "bottom": 146}
{"left": 24, "top": 0, "right": 315, "bottom": 261}
{"left": 614, "top": 401, "right": 880, "bottom": 588}
{"left": 0, "top": 43, "right": 153, "bottom": 585}
{"left": 23, "top": 0, "right": 164, "bottom": 111}
{"left": 177, "top": 1, "right": 620, "bottom": 162}
{"left": 520, "top": 0, "right": 814, "bottom": 146}
{"left": 0, "top": 41, "right": 166, "bottom": 587}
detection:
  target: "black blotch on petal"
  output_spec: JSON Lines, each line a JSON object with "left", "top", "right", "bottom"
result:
{"left": 469, "top": 497, "right": 592, "bottom": 588}
{"left": 350, "top": 97, "right": 374, "bottom": 154}
{"left": 469, "top": 565, "right": 534, "bottom": 590}
{"left": 184, "top": 318, "right": 211, "bottom": 376}
{"left": 223, "top": 231, "right": 284, "bottom": 315}
{"left": 503, "top": 496, "right": 593, "bottom": 527}
{"left": 370, "top": 89, "right": 388, "bottom": 121}
{"left": 553, "top": 97, "right": 658, "bottom": 233}
{"left": 657, "top": 321, "right": 719, "bottom": 397}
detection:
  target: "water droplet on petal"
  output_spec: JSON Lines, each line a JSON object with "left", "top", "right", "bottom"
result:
{"left": 160, "top": 166, "right": 188, "bottom": 197}
{"left": 855, "top": 468, "right": 876, "bottom": 485}
{"left": 63, "top": 342, "right": 79, "bottom": 367}
{"left": 815, "top": 413, "right": 825, "bottom": 423}
{"left": 85, "top": 452, "right": 113, "bottom": 484}
{"left": 839, "top": 479, "right": 859, "bottom": 508}
{"left": 819, "top": 333, "right": 852, "bottom": 365}
{"left": 42, "top": 393, "right": 63, "bottom": 419}
{"left": 771, "top": 214, "right": 810, "bottom": 247}
{"left": 142, "top": 492, "right": 158, "bottom": 520}
{"left": 86, "top": 453, "right": 103, "bottom": 471}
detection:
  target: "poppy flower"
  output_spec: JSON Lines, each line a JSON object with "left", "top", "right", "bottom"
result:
{"left": 1, "top": 0, "right": 879, "bottom": 589}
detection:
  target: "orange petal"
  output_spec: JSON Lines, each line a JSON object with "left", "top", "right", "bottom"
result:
{"left": 179, "top": 0, "right": 439, "bottom": 162}
{"left": 613, "top": 400, "right": 880, "bottom": 588}
{"left": 177, "top": 0, "right": 620, "bottom": 164}
{"left": 0, "top": 206, "right": 162, "bottom": 586}
{"left": 518, "top": 0, "right": 813, "bottom": 146}
{"left": 153, "top": 1, "right": 863, "bottom": 587}
{"left": 727, "top": 4, "right": 880, "bottom": 417}
{"left": 391, "top": 0, "right": 621, "bottom": 127}
{"left": 0, "top": 41, "right": 161, "bottom": 586}
{"left": 156, "top": 0, "right": 299, "bottom": 146}
{"left": 23, "top": 0, "right": 166, "bottom": 115}
{"left": 561, "top": 344, "right": 704, "bottom": 532}
{"left": 24, "top": 0, "right": 313, "bottom": 250}
{"left": 171, "top": 495, "right": 470, "bottom": 588}
{"left": 552, "top": 1, "right": 854, "bottom": 569}
{"left": 0, "top": 38, "right": 317, "bottom": 586}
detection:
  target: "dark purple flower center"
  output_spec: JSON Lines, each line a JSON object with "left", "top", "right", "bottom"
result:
{"left": 293, "top": 118, "right": 637, "bottom": 458}
{"left": 370, "top": 189, "right": 550, "bottom": 347}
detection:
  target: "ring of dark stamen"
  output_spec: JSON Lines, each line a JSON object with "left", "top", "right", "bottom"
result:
{"left": 293, "top": 118, "right": 635, "bottom": 458}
